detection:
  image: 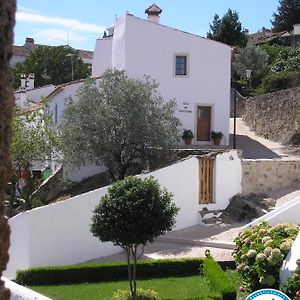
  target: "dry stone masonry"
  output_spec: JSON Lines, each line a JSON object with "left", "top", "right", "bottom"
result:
{"left": 243, "top": 87, "right": 300, "bottom": 144}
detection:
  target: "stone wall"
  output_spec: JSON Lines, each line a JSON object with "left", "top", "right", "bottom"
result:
{"left": 243, "top": 87, "right": 300, "bottom": 144}
{"left": 242, "top": 159, "right": 300, "bottom": 194}
{"left": 230, "top": 89, "right": 246, "bottom": 117}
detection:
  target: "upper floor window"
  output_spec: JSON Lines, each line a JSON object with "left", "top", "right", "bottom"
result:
{"left": 175, "top": 55, "right": 188, "bottom": 76}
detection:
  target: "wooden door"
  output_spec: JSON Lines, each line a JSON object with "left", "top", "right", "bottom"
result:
{"left": 197, "top": 106, "right": 211, "bottom": 141}
{"left": 199, "top": 159, "right": 214, "bottom": 204}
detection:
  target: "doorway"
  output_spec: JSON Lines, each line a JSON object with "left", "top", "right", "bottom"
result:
{"left": 197, "top": 106, "right": 211, "bottom": 141}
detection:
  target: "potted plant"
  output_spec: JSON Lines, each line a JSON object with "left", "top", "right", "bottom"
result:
{"left": 210, "top": 131, "right": 223, "bottom": 145}
{"left": 182, "top": 129, "right": 194, "bottom": 145}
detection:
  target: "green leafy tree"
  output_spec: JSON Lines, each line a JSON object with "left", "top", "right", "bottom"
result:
{"left": 270, "top": 46, "right": 300, "bottom": 72}
{"left": 272, "top": 0, "right": 300, "bottom": 32}
{"left": 234, "top": 44, "right": 269, "bottom": 88}
{"left": 13, "top": 45, "right": 90, "bottom": 88}
{"left": 91, "top": 176, "right": 179, "bottom": 299}
{"left": 60, "top": 69, "right": 180, "bottom": 181}
{"left": 10, "top": 102, "right": 59, "bottom": 210}
{"left": 207, "top": 9, "right": 247, "bottom": 47}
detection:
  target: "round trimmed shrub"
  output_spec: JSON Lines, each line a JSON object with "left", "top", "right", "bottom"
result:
{"left": 112, "top": 288, "right": 159, "bottom": 300}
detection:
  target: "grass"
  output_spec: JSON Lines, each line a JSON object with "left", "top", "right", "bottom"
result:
{"left": 226, "top": 270, "right": 250, "bottom": 300}
{"left": 30, "top": 276, "right": 221, "bottom": 300}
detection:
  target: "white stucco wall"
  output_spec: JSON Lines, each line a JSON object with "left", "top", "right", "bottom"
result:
{"left": 280, "top": 231, "right": 300, "bottom": 285}
{"left": 242, "top": 195, "right": 300, "bottom": 229}
{"left": 5, "top": 186, "right": 122, "bottom": 279}
{"left": 6, "top": 152, "right": 241, "bottom": 279}
{"left": 25, "top": 85, "right": 55, "bottom": 103}
{"left": 63, "top": 163, "right": 106, "bottom": 183}
{"left": 3, "top": 277, "right": 51, "bottom": 300}
{"left": 93, "top": 13, "right": 232, "bottom": 145}
{"left": 92, "top": 38, "right": 113, "bottom": 77}
{"left": 10, "top": 55, "right": 26, "bottom": 68}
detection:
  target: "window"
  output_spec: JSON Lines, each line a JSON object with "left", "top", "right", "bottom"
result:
{"left": 175, "top": 55, "right": 187, "bottom": 76}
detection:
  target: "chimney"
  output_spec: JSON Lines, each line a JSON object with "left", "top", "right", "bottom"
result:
{"left": 25, "top": 37, "right": 34, "bottom": 44}
{"left": 145, "top": 3, "right": 162, "bottom": 24}
{"left": 20, "top": 74, "right": 26, "bottom": 88}
{"left": 27, "top": 73, "right": 35, "bottom": 90}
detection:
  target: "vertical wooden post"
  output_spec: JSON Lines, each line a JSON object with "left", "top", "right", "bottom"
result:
{"left": 0, "top": 0, "right": 16, "bottom": 298}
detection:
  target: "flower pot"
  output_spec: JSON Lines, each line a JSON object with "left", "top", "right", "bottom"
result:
{"left": 213, "top": 138, "right": 221, "bottom": 145}
{"left": 184, "top": 138, "right": 193, "bottom": 145}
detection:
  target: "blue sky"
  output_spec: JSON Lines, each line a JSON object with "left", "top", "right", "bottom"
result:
{"left": 15, "top": 0, "right": 280, "bottom": 51}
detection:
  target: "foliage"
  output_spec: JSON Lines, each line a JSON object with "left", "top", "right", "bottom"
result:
{"left": 233, "top": 222, "right": 299, "bottom": 292}
{"left": 91, "top": 176, "right": 179, "bottom": 298}
{"left": 259, "top": 44, "right": 286, "bottom": 65}
{"left": 207, "top": 8, "right": 247, "bottom": 47}
{"left": 9, "top": 103, "right": 59, "bottom": 210}
{"left": 255, "top": 70, "right": 300, "bottom": 95}
{"left": 60, "top": 70, "right": 180, "bottom": 181}
{"left": 234, "top": 44, "right": 269, "bottom": 88}
{"left": 270, "top": 46, "right": 300, "bottom": 73}
{"left": 203, "top": 258, "right": 237, "bottom": 300}
{"left": 181, "top": 129, "right": 194, "bottom": 139}
{"left": 282, "top": 258, "right": 300, "bottom": 299}
{"left": 112, "top": 288, "right": 159, "bottom": 300}
{"left": 16, "top": 258, "right": 204, "bottom": 285}
{"left": 13, "top": 45, "right": 90, "bottom": 88}
{"left": 210, "top": 131, "right": 224, "bottom": 139}
{"left": 272, "top": 0, "right": 300, "bottom": 32}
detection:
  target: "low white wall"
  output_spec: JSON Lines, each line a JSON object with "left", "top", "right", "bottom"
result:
{"left": 2, "top": 276, "right": 51, "bottom": 300}
{"left": 280, "top": 231, "right": 300, "bottom": 285}
{"left": 5, "top": 186, "right": 122, "bottom": 279}
{"left": 63, "top": 164, "right": 106, "bottom": 183}
{"left": 242, "top": 195, "right": 300, "bottom": 229}
{"left": 6, "top": 152, "right": 242, "bottom": 278}
{"left": 240, "top": 195, "right": 300, "bottom": 286}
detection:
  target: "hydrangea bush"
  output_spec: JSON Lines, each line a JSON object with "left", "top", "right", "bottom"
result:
{"left": 282, "top": 258, "right": 300, "bottom": 299}
{"left": 233, "top": 222, "right": 299, "bottom": 291}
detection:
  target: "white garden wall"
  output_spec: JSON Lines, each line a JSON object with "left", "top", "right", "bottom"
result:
{"left": 240, "top": 195, "right": 300, "bottom": 286}
{"left": 2, "top": 277, "right": 51, "bottom": 300}
{"left": 280, "top": 231, "right": 300, "bottom": 285}
{"left": 5, "top": 151, "right": 241, "bottom": 279}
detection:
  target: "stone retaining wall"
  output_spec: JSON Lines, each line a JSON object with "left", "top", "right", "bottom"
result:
{"left": 242, "top": 159, "right": 300, "bottom": 194}
{"left": 243, "top": 87, "right": 300, "bottom": 144}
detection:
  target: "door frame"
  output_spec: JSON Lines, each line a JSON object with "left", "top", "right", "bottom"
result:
{"left": 194, "top": 103, "right": 214, "bottom": 145}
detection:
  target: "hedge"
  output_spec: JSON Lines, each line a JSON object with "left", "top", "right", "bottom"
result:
{"left": 204, "top": 258, "right": 237, "bottom": 300}
{"left": 16, "top": 258, "right": 204, "bottom": 286}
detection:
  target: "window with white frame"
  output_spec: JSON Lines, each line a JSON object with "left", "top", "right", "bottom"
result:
{"left": 175, "top": 55, "right": 188, "bottom": 76}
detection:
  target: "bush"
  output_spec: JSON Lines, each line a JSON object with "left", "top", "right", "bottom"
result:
{"left": 112, "top": 288, "right": 159, "bottom": 300}
{"left": 233, "top": 222, "right": 299, "bottom": 292}
{"left": 203, "top": 258, "right": 237, "bottom": 300}
{"left": 256, "top": 70, "right": 300, "bottom": 95}
{"left": 282, "top": 258, "right": 300, "bottom": 299}
{"left": 16, "top": 258, "right": 204, "bottom": 286}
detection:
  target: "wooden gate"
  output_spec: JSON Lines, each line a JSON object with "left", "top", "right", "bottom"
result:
{"left": 199, "top": 159, "right": 214, "bottom": 204}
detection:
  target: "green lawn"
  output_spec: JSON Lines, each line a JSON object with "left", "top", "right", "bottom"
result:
{"left": 30, "top": 276, "right": 221, "bottom": 300}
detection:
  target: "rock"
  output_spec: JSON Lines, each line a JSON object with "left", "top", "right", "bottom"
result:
{"left": 290, "top": 133, "right": 300, "bottom": 145}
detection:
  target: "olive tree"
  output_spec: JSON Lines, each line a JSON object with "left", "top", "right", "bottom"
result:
{"left": 10, "top": 104, "right": 59, "bottom": 211}
{"left": 60, "top": 69, "right": 180, "bottom": 181}
{"left": 90, "top": 176, "right": 179, "bottom": 298}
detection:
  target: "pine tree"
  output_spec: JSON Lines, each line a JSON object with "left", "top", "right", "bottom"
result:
{"left": 272, "top": 0, "right": 300, "bottom": 32}
{"left": 207, "top": 9, "right": 247, "bottom": 47}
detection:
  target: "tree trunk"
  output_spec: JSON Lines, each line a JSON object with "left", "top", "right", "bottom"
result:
{"left": 125, "top": 247, "right": 134, "bottom": 297}
{"left": 0, "top": 0, "right": 16, "bottom": 299}
{"left": 132, "top": 245, "right": 138, "bottom": 298}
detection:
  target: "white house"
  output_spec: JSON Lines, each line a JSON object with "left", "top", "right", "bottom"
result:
{"left": 92, "top": 4, "right": 232, "bottom": 146}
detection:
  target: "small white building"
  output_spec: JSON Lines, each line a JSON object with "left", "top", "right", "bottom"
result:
{"left": 92, "top": 4, "right": 232, "bottom": 145}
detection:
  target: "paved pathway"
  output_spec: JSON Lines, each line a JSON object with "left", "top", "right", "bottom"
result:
{"left": 229, "top": 118, "right": 299, "bottom": 160}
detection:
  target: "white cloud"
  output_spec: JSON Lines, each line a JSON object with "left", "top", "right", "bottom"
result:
{"left": 17, "top": 5, "right": 40, "bottom": 14}
{"left": 16, "top": 11, "right": 106, "bottom": 33}
{"left": 34, "top": 28, "right": 89, "bottom": 45}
